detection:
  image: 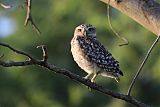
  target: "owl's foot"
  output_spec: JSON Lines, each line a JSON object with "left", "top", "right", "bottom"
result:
{"left": 84, "top": 73, "right": 98, "bottom": 83}
{"left": 84, "top": 73, "right": 93, "bottom": 80}
{"left": 84, "top": 73, "right": 95, "bottom": 91}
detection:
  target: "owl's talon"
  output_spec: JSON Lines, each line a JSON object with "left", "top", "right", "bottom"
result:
{"left": 84, "top": 73, "right": 94, "bottom": 80}
{"left": 83, "top": 77, "right": 90, "bottom": 83}
{"left": 84, "top": 76, "right": 89, "bottom": 80}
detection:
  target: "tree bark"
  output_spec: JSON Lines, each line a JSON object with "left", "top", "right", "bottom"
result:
{"left": 100, "top": 0, "right": 160, "bottom": 36}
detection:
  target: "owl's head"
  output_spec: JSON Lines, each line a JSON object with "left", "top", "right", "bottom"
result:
{"left": 74, "top": 24, "right": 96, "bottom": 39}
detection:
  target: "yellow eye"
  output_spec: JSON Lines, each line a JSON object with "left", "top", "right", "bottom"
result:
{"left": 78, "top": 29, "right": 82, "bottom": 32}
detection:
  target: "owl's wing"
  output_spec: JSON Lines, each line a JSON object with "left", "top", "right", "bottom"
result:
{"left": 77, "top": 36, "right": 123, "bottom": 76}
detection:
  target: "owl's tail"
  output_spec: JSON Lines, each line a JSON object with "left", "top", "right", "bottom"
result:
{"left": 118, "top": 70, "right": 123, "bottom": 76}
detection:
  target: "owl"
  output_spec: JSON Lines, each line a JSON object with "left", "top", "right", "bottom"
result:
{"left": 71, "top": 24, "right": 123, "bottom": 82}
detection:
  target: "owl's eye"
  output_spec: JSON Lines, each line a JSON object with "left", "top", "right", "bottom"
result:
{"left": 78, "top": 29, "right": 82, "bottom": 32}
{"left": 88, "top": 28, "right": 94, "bottom": 32}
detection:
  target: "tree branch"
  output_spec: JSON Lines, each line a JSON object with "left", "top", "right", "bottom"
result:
{"left": 0, "top": 42, "right": 150, "bottom": 107}
{"left": 0, "top": 2, "right": 12, "bottom": 9}
{"left": 100, "top": 0, "right": 160, "bottom": 36}
{"left": 107, "top": 0, "right": 129, "bottom": 46}
{"left": 0, "top": 43, "right": 34, "bottom": 60}
{"left": 24, "top": 0, "right": 41, "bottom": 35}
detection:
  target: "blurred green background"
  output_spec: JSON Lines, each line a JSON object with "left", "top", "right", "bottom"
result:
{"left": 0, "top": 0, "right": 160, "bottom": 107}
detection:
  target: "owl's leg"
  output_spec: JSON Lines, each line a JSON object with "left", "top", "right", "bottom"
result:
{"left": 91, "top": 73, "right": 98, "bottom": 83}
{"left": 84, "top": 73, "right": 93, "bottom": 80}
{"left": 84, "top": 73, "right": 94, "bottom": 91}
{"left": 91, "top": 71, "right": 101, "bottom": 82}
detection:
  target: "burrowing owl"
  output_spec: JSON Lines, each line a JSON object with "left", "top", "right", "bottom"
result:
{"left": 71, "top": 24, "right": 123, "bottom": 82}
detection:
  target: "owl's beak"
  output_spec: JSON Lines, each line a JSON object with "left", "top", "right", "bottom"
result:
{"left": 83, "top": 30, "right": 87, "bottom": 36}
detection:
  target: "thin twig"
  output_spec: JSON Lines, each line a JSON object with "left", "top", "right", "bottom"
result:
{"left": 0, "top": 42, "right": 150, "bottom": 107}
{"left": 24, "top": 0, "right": 41, "bottom": 35}
{"left": 107, "top": 0, "right": 129, "bottom": 46}
{"left": 127, "top": 35, "right": 160, "bottom": 96}
{"left": 0, "top": 3, "right": 12, "bottom": 9}
{"left": 37, "top": 45, "right": 48, "bottom": 63}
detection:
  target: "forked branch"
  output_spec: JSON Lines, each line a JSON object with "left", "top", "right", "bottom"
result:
{"left": 24, "top": 0, "right": 41, "bottom": 34}
{"left": 0, "top": 42, "right": 150, "bottom": 107}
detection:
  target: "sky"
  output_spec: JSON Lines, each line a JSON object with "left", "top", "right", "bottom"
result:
{"left": 0, "top": 16, "right": 16, "bottom": 37}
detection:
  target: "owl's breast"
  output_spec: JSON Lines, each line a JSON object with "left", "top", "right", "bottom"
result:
{"left": 71, "top": 36, "right": 99, "bottom": 74}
